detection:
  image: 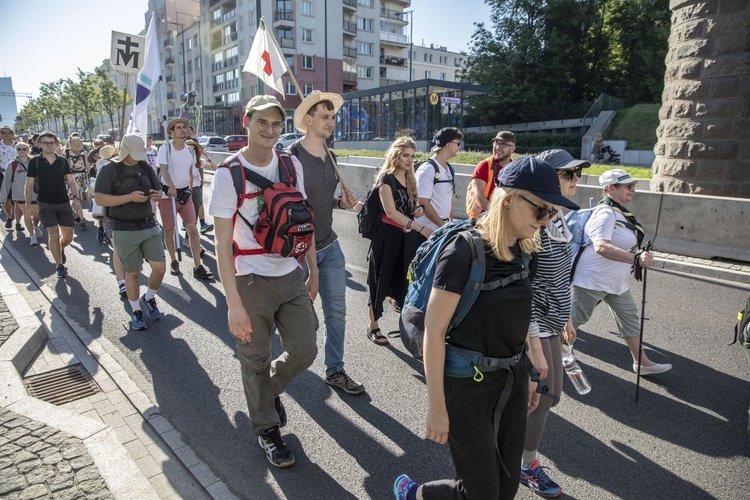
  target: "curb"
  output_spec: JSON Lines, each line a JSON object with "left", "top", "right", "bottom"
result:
{"left": 0, "top": 238, "right": 236, "bottom": 499}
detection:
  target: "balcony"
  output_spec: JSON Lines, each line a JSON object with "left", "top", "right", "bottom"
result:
{"left": 163, "top": 36, "right": 174, "bottom": 49}
{"left": 343, "top": 20, "right": 357, "bottom": 35}
{"left": 380, "top": 78, "right": 403, "bottom": 87}
{"left": 167, "top": 91, "right": 176, "bottom": 100}
{"left": 211, "top": 32, "right": 238, "bottom": 50}
{"left": 389, "top": 0, "right": 412, "bottom": 6}
{"left": 165, "top": 75, "right": 177, "bottom": 84}
{"left": 343, "top": 0, "right": 357, "bottom": 10}
{"left": 343, "top": 71, "right": 357, "bottom": 84}
{"left": 380, "top": 7, "right": 407, "bottom": 22}
{"left": 209, "top": 0, "right": 224, "bottom": 6}
{"left": 278, "top": 37, "right": 295, "bottom": 50}
{"left": 380, "top": 55, "right": 407, "bottom": 67}
{"left": 165, "top": 56, "right": 175, "bottom": 66}
{"left": 343, "top": 46, "right": 358, "bottom": 59}
{"left": 274, "top": 9, "right": 294, "bottom": 22}
{"left": 211, "top": 9, "right": 236, "bottom": 28}
{"left": 380, "top": 31, "right": 408, "bottom": 46}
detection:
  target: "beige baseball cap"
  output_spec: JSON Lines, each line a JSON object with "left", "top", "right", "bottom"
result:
{"left": 118, "top": 134, "right": 148, "bottom": 162}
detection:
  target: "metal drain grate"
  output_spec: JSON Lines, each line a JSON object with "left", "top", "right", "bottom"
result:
{"left": 24, "top": 364, "right": 101, "bottom": 405}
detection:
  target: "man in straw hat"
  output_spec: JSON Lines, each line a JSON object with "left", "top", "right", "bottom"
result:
{"left": 156, "top": 117, "right": 213, "bottom": 280}
{"left": 209, "top": 95, "right": 318, "bottom": 468}
{"left": 288, "top": 90, "right": 365, "bottom": 396}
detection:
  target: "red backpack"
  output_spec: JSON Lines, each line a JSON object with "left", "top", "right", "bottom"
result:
{"left": 219, "top": 151, "right": 315, "bottom": 259}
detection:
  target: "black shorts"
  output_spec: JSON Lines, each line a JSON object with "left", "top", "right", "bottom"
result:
{"left": 38, "top": 202, "right": 75, "bottom": 228}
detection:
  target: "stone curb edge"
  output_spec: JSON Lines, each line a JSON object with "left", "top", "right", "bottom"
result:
{"left": 0, "top": 239, "right": 236, "bottom": 499}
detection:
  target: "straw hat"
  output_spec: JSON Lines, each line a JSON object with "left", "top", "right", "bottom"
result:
{"left": 294, "top": 90, "right": 344, "bottom": 134}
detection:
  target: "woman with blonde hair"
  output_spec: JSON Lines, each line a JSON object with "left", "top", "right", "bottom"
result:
{"left": 365, "top": 136, "right": 428, "bottom": 345}
{"left": 394, "top": 157, "right": 580, "bottom": 500}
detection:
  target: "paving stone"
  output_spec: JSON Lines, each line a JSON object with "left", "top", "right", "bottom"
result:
{"left": 11, "top": 449, "right": 36, "bottom": 464}
{"left": 41, "top": 451, "right": 63, "bottom": 465}
{"left": 78, "top": 478, "right": 108, "bottom": 495}
{"left": 4, "top": 427, "right": 31, "bottom": 441}
{"left": 0, "top": 456, "right": 13, "bottom": 470}
{"left": 75, "top": 465, "right": 102, "bottom": 483}
{"left": 17, "top": 458, "right": 42, "bottom": 473}
{"left": 26, "top": 464, "right": 55, "bottom": 485}
{"left": 56, "top": 461, "right": 72, "bottom": 474}
{"left": 60, "top": 444, "right": 86, "bottom": 460}
{"left": 21, "top": 420, "right": 46, "bottom": 432}
{"left": 69, "top": 455, "right": 94, "bottom": 471}
{"left": 14, "top": 436, "right": 37, "bottom": 448}
{"left": 51, "top": 486, "right": 85, "bottom": 500}
{"left": 5, "top": 417, "right": 28, "bottom": 429}
{"left": 0, "top": 443, "right": 21, "bottom": 458}
{"left": 47, "top": 473, "right": 75, "bottom": 492}
{"left": 25, "top": 440, "right": 50, "bottom": 454}
{"left": 30, "top": 427, "right": 57, "bottom": 440}
{"left": 17, "top": 483, "right": 48, "bottom": 499}
{"left": 0, "top": 469, "right": 26, "bottom": 495}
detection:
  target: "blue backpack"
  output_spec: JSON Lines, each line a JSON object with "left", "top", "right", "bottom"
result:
{"left": 398, "top": 219, "right": 532, "bottom": 360}
{"left": 565, "top": 205, "right": 610, "bottom": 279}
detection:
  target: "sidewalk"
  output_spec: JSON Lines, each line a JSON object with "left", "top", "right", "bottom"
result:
{"left": 0, "top": 237, "right": 234, "bottom": 499}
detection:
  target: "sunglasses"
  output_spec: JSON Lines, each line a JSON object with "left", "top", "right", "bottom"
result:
{"left": 16, "top": 148, "right": 29, "bottom": 152}
{"left": 558, "top": 167, "right": 583, "bottom": 181}
{"left": 519, "top": 195, "right": 558, "bottom": 221}
{"left": 615, "top": 183, "right": 637, "bottom": 191}
{"left": 1, "top": 131, "right": 13, "bottom": 135}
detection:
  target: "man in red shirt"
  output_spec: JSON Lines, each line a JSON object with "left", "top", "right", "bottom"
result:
{"left": 466, "top": 131, "right": 516, "bottom": 218}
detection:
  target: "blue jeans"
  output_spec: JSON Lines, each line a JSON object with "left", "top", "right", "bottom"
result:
{"left": 303, "top": 240, "right": 347, "bottom": 377}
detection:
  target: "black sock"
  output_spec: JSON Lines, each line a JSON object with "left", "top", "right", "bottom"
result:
{"left": 200, "top": 219, "right": 206, "bottom": 225}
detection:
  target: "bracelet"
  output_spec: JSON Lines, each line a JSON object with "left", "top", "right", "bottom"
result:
{"left": 418, "top": 226, "right": 424, "bottom": 234}
{"left": 406, "top": 219, "right": 413, "bottom": 230}
{"left": 337, "top": 197, "right": 343, "bottom": 209}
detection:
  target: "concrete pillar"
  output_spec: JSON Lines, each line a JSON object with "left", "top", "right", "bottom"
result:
{"left": 652, "top": 0, "right": 750, "bottom": 198}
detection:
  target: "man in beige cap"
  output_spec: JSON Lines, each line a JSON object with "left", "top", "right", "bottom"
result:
{"left": 288, "top": 90, "right": 365, "bottom": 396}
{"left": 209, "top": 95, "right": 318, "bottom": 469}
{"left": 95, "top": 134, "right": 166, "bottom": 331}
{"left": 156, "top": 117, "right": 212, "bottom": 279}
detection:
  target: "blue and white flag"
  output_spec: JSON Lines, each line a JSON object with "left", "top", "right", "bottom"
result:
{"left": 127, "top": 13, "right": 160, "bottom": 139}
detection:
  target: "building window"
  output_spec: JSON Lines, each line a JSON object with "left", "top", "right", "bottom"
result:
{"left": 357, "top": 18, "right": 373, "bottom": 31}
{"left": 302, "top": 56, "right": 313, "bottom": 69}
{"left": 195, "top": 57, "right": 200, "bottom": 69}
{"left": 423, "top": 53, "right": 428, "bottom": 62}
{"left": 302, "top": 0, "right": 313, "bottom": 15}
{"left": 187, "top": 60, "right": 192, "bottom": 72}
{"left": 187, "top": 37, "right": 193, "bottom": 50}
{"left": 227, "top": 91, "right": 240, "bottom": 105}
{"left": 357, "top": 41, "right": 373, "bottom": 55}
{"left": 429, "top": 54, "right": 433, "bottom": 63}
{"left": 441, "top": 72, "right": 446, "bottom": 80}
{"left": 425, "top": 70, "right": 431, "bottom": 78}
{"left": 357, "top": 66, "right": 373, "bottom": 78}
{"left": 357, "top": 0, "right": 373, "bottom": 6}
{"left": 286, "top": 81, "right": 297, "bottom": 95}
{"left": 304, "top": 83, "right": 314, "bottom": 94}
{"left": 302, "top": 28, "right": 313, "bottom": 43}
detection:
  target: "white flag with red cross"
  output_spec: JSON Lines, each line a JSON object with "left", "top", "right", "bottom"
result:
{"left": 243, "top": 17, "right": 287, "bottom": 96}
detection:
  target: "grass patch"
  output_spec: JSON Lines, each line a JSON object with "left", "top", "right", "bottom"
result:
{"left": 334, "top": 149, "right": 653, "bottom": 179}
{"left": 608, "top": 104, "right": 661, "bottom": 150}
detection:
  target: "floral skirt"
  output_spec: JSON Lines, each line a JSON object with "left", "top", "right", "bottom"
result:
{"left": 69, "top": 172, "right": 89, "bottom": 201}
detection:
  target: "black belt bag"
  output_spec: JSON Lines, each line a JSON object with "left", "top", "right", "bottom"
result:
{"left": 162, "top": 185, "right": 192, "bottom": 204}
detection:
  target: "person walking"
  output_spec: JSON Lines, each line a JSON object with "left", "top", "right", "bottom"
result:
{"left": 365, "top": 136, "right": 429, "bottom": 346}
{"left": 63, "top": 136, "right": 89, "bottom": 228}
{"left": 184, "top": 139, "right": 214, "bottom": 236}
{"left": 0, "top": 142, "right": 41, "bottom": 243}
{"left": 394, "top": 157, "right": 580, "bottom": 500}
{"left": 24, "top": 131, "right": 82, "bottom": 278}
{"left": 288, "top": 90, "right": 365, "bottom": 395}
{"left": 570, "top": 169, "right": 672, "bottom": 375}
{"left": 466, "top": 131, "right": 516, "bottom": 218}
{"left": 0, "top": 124, "right": 18, "bottom": 228}
{"left": 209, "top": 95, "right": 318, "bottom": 468}
{"left": 95, "top": 134, "right": 166, "bottom": 330}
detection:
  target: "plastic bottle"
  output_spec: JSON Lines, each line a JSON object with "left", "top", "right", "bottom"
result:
{"left": 562, "top": 343, "right": 591, "bottom": 395}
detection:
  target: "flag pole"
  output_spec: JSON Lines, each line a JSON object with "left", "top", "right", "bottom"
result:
{"left": 119, "top": 75, "right": 129, "bottom": 144}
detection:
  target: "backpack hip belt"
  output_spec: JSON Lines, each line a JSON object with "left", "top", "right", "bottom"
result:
{"left": 444, "top": 343, "right": 525, "bottom": 381}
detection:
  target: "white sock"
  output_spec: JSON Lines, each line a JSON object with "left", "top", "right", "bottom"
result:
{"left": 118, "top": 279, "right": 125, "bottom": 286}
{"left": 145, "top": 288, "right": 157, "bottom": 301}
{"left": 522, "top": 450, "right": 538, "bottom": 468}
{"left": 129, "top": 300, "right": 141, "bottom": 312}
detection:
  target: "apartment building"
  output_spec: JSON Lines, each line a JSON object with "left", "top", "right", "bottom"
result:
{"left": 410, "top": 44, "right": 465, "bottom": 83}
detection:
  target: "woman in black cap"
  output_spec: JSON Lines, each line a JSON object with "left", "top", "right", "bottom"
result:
{"left": 394, "top": 157, "right": 580, "bottom": 500}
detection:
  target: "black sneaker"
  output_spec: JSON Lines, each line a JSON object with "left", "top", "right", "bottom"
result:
{"left": 275, "top": 396, "right": 287, "bottom": 428}
{"left": 56, "top": 265, "right": 67, "bottom": 278}
{"left": 170, "top": 260, "right": 181, "bottom": 276}
{"left": 325, "top": 369, "right": 366, "bottom": 395}
{"left": 15, "top": 223, "right": 24, "bottom": 232}
{"left": 193, "top": 264, "right": 213, "bottom": 280}
{"left": 4, "top": 219, "right": 11, "bottom": 229}
{"left": 258, "top": 426, "right": 295, "bottom": 468}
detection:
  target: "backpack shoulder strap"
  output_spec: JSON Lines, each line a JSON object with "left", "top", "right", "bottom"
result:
{"left": 111, "top": 162, "right": 126, "bottom": 194}
{"left": 449, "top": 228, "right": 487, "bottom": 330}
{"left": 275, "top": 150, "right": 297, "bottom": 187}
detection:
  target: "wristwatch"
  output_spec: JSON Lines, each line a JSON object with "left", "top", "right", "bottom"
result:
{"left": 72, "top": 195, "right": 80, "bottom": 200}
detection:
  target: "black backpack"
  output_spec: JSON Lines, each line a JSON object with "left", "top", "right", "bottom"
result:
{"left": 357, "top": 183, "right": 383, "bottom": 240}
{"left": 730, "top": 295, "right": 750, "bottom": 364}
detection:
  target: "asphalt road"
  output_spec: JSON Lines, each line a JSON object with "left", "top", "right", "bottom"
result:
{"left": 3, "top": 190, "right": 749, "bottom": 500}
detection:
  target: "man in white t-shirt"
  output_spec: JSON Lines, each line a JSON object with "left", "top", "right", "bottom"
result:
{"left": 414, "top": 127, "right": 463, "bottom": 234}
{"left": 157, "top": 118, "right": 212, "bottom": 279}
{"left": 209, "top": 95, "right": 318, "bottom": 469}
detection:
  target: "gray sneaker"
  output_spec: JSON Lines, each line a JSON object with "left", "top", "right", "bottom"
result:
{"left": 325, "top": 369, "right": 365, "bottom": 395}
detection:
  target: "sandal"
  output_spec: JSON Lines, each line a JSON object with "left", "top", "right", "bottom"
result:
{"left": 366, "top": 326, "right": 389, "bottom": 346}
{"left": 386, "top": 297, "right": 402, "bottom": 313}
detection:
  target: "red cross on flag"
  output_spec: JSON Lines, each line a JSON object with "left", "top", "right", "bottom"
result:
{"left": 243, "top": 17, "right": 287, "bottom": 96}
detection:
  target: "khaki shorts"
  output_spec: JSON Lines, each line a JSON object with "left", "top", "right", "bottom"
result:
{"left": 571, "top": 285, "right": 640, "bottom": 339}
{"left": 113, "top": 226, "right": 166, "bottom": 273}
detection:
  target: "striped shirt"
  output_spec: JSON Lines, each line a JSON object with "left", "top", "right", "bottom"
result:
{"left": 530, "top": 217, "right": 573, "bottom": 338}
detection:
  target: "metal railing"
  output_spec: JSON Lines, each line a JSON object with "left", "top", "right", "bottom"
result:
{"left": 343, "top": 71, "right": 357, "bottom": 83}
{"left": 343, "top": 20, "right": 358, "bottom": 34}
{"left": 274, "top": 10, "right": 294, "bottom": 21}
{"left": 343, "top": 0, "right": 357, "bottom": 8}
{"left": 165, "top": 57, "right": 175, "bottom": 65}
{"left": 379, "top": 32, "right": 408, "bottom": 45}
{"left": 344, "top": 46, "right": 358, "bottom": 58}
{"left": 279, "top": 37, "right": 295, "bottom": 49}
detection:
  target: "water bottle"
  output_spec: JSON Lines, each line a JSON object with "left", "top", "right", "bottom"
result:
{"left": 562, "top": 343, "right": 591, "bottom": 395}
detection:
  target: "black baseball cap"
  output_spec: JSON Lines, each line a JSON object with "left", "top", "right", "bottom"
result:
{"left": 498, "top": 156, "right": 580, "bottom": 210}
{"left": 430, "top": 127, "right": 463, "bottom": 152}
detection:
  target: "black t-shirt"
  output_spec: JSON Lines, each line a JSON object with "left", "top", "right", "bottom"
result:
{"left": 433, "top": 235, "right": 533, "bottom": 359}
{"left": 95, "top": 160, "right": 161, "bottom": 231}
{"left": 27, "top": 154, "right": 72, "bottom": 204}
{"left": 381, "top": 173, "right": 415, "bottom": 216}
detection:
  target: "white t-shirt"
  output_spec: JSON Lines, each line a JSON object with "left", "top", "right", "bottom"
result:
{"left": 146, "top": 146, "right": 158, "bottom": 173}
{"left": 0, "top": 142, "right": 16, "bottom": 173}
{"left": 414, "top": 157, "right": 453, "bottom": 230}
{"left": 572, "top": 206, "right": 638, "bottom": 295}
{"left": 208, "top": 152, "right": 307, "bottom": 277}
{"left": 156, "top": 143, "right": 195, "bottom": 197}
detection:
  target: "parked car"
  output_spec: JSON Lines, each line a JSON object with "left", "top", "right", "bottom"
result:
{"left": 274, "top": 132, "right": 305, "bottom": 150}
{"left": 96, "top": 134, "right": 114, "bottom": 145}
{"left": 197, "top": 136, "right": 228, "bottom": 152}
{"left": 224, "top": 135, "right": 246, "bottom": 152}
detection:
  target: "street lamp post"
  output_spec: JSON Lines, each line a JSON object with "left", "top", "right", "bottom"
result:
{"left": 405, "top": 10, "right": 414, "bottom": 82}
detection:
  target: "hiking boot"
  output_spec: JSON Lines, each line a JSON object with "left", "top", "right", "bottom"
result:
{"left": 326, "top": 369, "right": 366, "bottom": 395}
{"left": 170, "top": 260, "right": 181, "bottom": 276}
{"left": 520, "top": 460, "right": 562, "bottom": 498}
{"left": 56, "top": 265, "right": 67, "bottom": 278}
{"left": 118, "top": 281, "right": 127, "bottom": 297}
{"left": 140, "top": 294, "right": 162, "bottom": 321}
{"left": 275, "top": 396, "right": 287, "bottom": 428}
{"left": 393, "top": 474, "right": 418, "bottom": 500}
{"left": 29, "top": 235, "right": 38, "bottom": 246}
{"left": 193, "top": 264, "right": 213, "bottom": 280}
{"left": 131, "top": 310, "right": 147, "bottom": 331}
{"left": 15, "top": 223, "right": 24, "bottom": 232}
{"left": 258, "top": 426, "right": 295, "bottom": 468}
{"left": 199, "top": 222, "right": 214, "bottom": 234}
{"left": 4, "top": 219, "right": 11, "bottom": 229}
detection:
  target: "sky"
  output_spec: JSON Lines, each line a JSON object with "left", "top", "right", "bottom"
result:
{"left": 2, "top": 0, "right": 492, "bottom": 112}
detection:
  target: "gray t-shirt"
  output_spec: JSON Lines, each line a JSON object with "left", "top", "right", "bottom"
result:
{"left": 95, "top": 160, "right": 161, "bottom": 231}
{"left": 289, "top": 140, "right": 338, "bottom": 249}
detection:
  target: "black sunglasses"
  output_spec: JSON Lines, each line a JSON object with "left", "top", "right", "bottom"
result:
{"left": 558, "top": 167, "right": 583, "bottom": 181}
{"left": 519, "top": 195, "right": 558, "bottom": 220}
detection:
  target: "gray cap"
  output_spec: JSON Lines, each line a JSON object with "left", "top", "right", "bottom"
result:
{"left": 536, "top": 149, "right": 591, "bottom": 170}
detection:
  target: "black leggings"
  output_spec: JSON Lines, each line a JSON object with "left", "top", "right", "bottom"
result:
{"left": 421, "top": 364, "right": 528, "bottom": 500}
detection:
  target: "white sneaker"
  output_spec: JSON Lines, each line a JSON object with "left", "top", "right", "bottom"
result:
{"left": 633, "top": 362, "right": 672, "bottom": 375}
{"left": 34, "top": 226, "right": 43, "bottom": 238}
{"left": 29, "top": 235, "right": 38, "bottom": 246}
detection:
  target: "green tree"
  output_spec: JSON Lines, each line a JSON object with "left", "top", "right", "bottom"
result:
{"left": 94, "top": 67, "right": 125, "bottom": 141}
{"left": 37, "top": 81, "right": 65, "bottom": 136}
{"left": 62, "top": 79, "right": 85, "bottom": 136}
{"left": 72, "top": 69, "right": 100, "bottom": 140}
{"left": 17, "top": 99, "right": 44, "bottom": 132}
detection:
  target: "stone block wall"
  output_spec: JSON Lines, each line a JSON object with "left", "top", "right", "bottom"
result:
{"left": 652, "top": 0, "right": 750, "bottom": 198}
